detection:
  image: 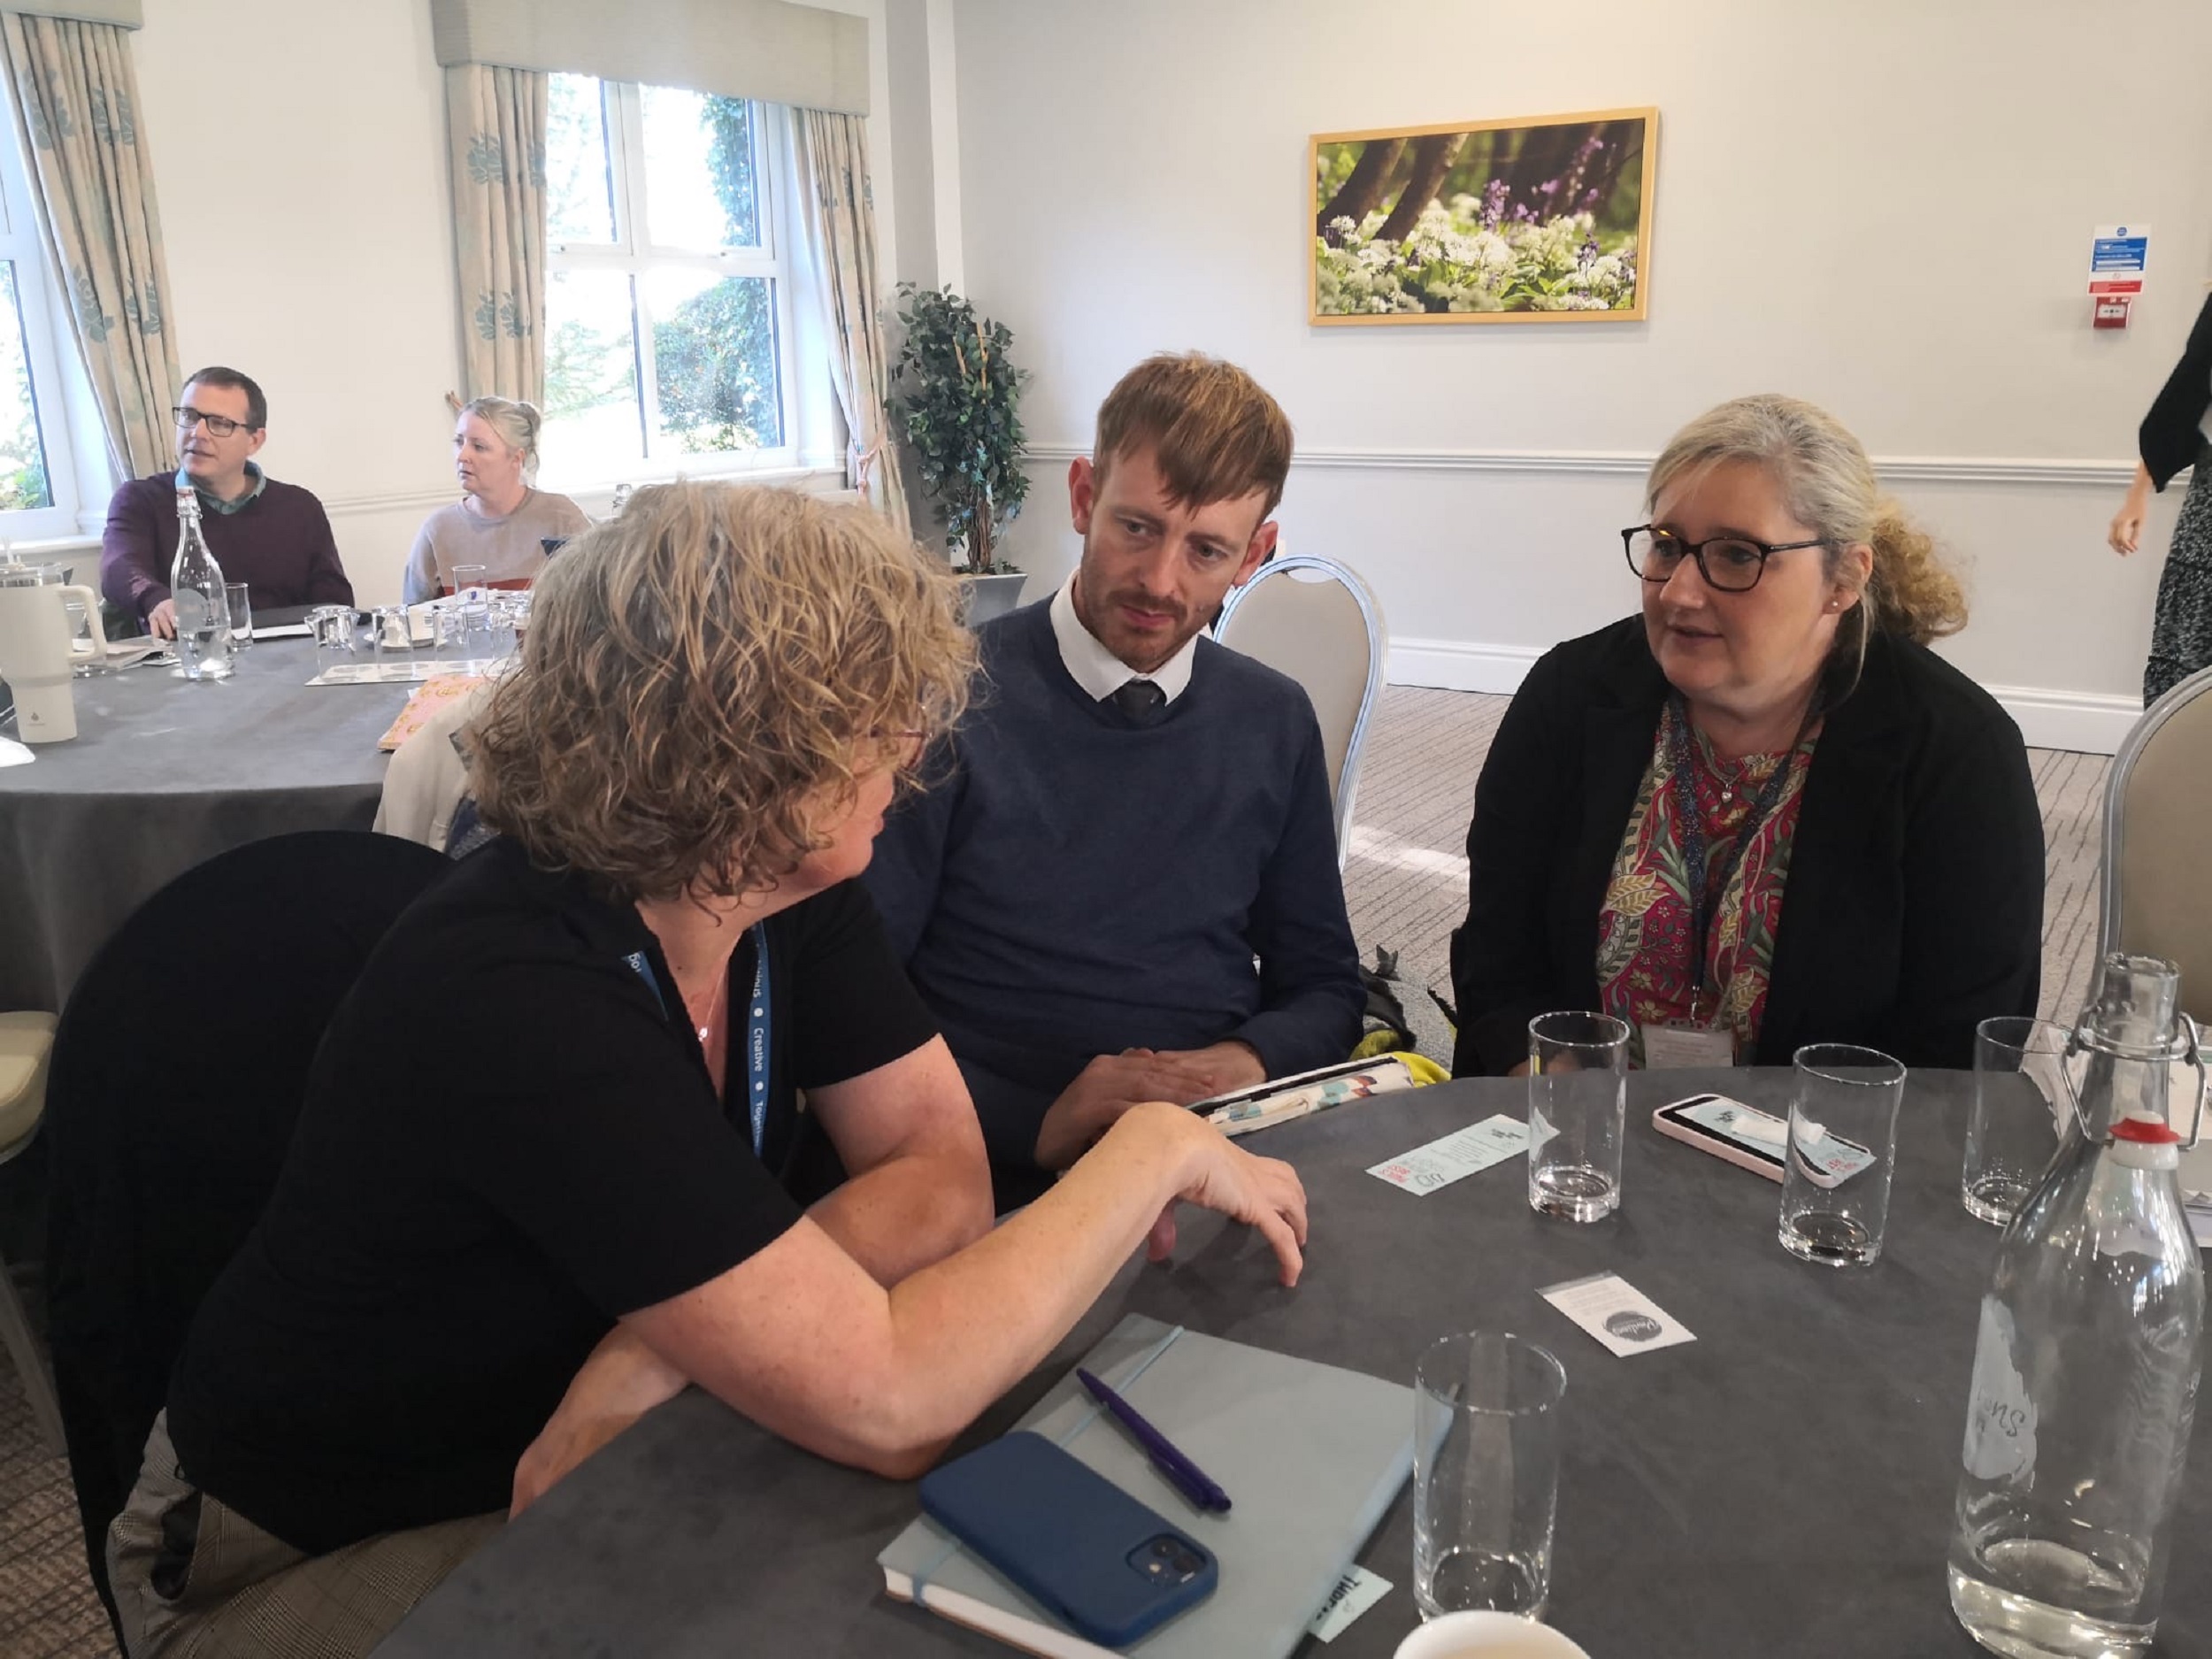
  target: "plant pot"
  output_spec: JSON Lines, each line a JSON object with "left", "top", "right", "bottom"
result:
{"left": 959, "top": 571, "right": 1029, "bottom": 627}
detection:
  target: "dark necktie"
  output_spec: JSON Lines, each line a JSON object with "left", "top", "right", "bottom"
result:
{"left": 1106, "top": 679, "right": 1166, "bottom": 725}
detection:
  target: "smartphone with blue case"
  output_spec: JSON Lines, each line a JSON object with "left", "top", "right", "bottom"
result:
{"left": 919, "top": 1430, "right": 1219, "bottom": 1646}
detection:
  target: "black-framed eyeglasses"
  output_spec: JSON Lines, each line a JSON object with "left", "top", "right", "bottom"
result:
{"left": 173, "top": 405, "right": 253, "bottom": 438}
{"left": 1622, "top": 525, "right": 1827, "bottom": 594}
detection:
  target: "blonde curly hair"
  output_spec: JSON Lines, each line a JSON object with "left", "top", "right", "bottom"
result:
{"left": 468, "top": 482, "right": 974, "bottom": 902}
{"left": 1647, "top": 395, "right": 1968, "bottom": 674}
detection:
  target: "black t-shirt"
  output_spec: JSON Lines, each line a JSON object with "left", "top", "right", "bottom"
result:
{"left": 165, "top": 837, "right": 937, "bottom": 1555}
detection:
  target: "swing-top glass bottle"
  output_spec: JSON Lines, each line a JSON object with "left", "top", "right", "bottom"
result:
{"left": 171, "top": 480, "right": 234, "bottom": 680}
{"left": 1947, "top": 952, "right": 2206, "bottom": 1657}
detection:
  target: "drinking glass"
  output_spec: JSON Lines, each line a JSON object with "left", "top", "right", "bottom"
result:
{"left": 307, "top": 604, "right": 359, "bottom": 679}
{"left": 486, "top": 591, "right": 523, "bottom": 662}
{"left": 1964, "top": 1017, "right": 2071, "bottom": 1225}
{"left": 1526, "top": 1012, "right": 1631, "bottom": 1222}
{"left": 449, "top": 562, "right": 488, "bottom": 601}
{"left": 225, "top": 582, "right": 252, "bottom": 648}
{"left": 369, "top": 603, "right": 413, "bottom": 667}
{"left": 61, "top": 588, "right": 102, "bottom": 675}
{"left": 431, "top": 601, "right": 493, "bottom": 672}
{"left": 1778, "top": 1043, "right": 1908, "bottom": 1267}
{"left": 1413, "top": 1332, "right": 1567, "bottom": 1621}
{"left": 453, "top": 594, "right": 494, "bottom": 665}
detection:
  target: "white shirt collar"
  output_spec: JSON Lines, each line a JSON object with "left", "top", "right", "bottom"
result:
{"left": 1048, "top": 573, "right": 1197, "bottom": 706}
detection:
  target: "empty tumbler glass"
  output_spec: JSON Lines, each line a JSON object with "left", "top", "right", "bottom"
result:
{"left": 1527, "top": 1012, "right": 1632, "bottom": 1222}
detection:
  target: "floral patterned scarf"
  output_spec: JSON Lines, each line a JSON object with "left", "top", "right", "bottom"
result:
{"left": 1596, "top": 700, "right": 1819, "bottom": 1065}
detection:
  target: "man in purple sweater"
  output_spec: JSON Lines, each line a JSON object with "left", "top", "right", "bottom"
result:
{"left": 100, "top": 365, "right": 354, "bottom": 638}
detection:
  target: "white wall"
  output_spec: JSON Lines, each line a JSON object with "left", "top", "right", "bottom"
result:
{"left": 949, "top": 0, "right": 2212, "bottom": 749}
{"left": 125, "top": 0, "right": 903, "bottom": 605}
{"left": 134, "top": 0, "right": 459, "bottom": 603}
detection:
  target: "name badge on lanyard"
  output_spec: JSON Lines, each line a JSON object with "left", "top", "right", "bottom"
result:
{"left": 624, "top": 923, "right": 773, "bottom": 1156}
{"left": 1641, "top": 1021, "right": 1736, "bottom": 1070}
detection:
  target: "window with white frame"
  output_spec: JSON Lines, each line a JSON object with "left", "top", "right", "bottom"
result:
{"left": 541, "top": 74, "right": 802, "bottom": 486}
{"left": 0, "top": 111, "right": 81, "bottom": 542}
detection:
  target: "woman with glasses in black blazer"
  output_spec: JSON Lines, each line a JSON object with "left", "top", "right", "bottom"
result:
{"left": 1449, "top": 394, "right": 2044, "bottom": 1079}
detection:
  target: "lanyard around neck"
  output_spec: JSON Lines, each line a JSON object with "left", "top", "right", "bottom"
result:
{"left": 624, "top": 922, "right": 772, "bottom": 1156}
{"left": 738, "top": 925, "right": 772, "bottom": 1157}
{"left": 1664, "top": 695, "right": 1803, "bottom": 1017}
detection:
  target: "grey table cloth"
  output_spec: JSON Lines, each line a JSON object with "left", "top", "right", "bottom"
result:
{"left": 0, "top": 638, "right": 411, "bottom": 1011}
{"left": 375, "top": 1068, "right": 2212, "bottom": 1657}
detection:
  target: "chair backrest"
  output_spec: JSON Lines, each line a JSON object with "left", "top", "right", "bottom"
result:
{"left": 43, "top": 830, "right": 449, "bottom": 1626}
{"left": 1213, "top": 556, "right": 1386, "bottom": 858}
{"left": 373, "top": 677, "right": 497, "bottom": 854}
{"left": 2098, "top": 664, "right": 2212, "bottom": 1024}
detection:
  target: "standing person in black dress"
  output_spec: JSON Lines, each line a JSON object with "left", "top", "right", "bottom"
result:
{"left": 2108, "top": 288, "right": 2212, "bottom": 703}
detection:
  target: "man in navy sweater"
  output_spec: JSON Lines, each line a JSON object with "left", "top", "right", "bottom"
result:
{"left": 868, "top": 353, "right": 1363, "bottom": 1208}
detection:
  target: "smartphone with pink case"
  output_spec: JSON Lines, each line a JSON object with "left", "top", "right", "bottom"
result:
{"left": 1652, "top": 1093, "right": 1787, "bottom": 1183}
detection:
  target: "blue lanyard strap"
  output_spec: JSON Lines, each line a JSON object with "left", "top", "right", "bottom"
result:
{"left": 1663, "top": 695, "right": 1803, "bottom": 1013}
{"left": 741, "top": 924, "right": 772, "bottom": 1157}
{"left": 623, "top": 922, "right": 773, "bottom": 1156}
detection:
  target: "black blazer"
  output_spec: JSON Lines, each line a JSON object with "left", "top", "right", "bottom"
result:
{"left": 1448, "top": 619, "right": 2045, "bottom": 1077}
{"left": 2141, "top": 292, "right": 2212, "bottom": 492}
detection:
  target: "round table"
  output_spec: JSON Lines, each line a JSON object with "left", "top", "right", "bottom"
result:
{"left": 0, "top": 636, "right": 413, "bottom": 1011}
{"left": 373, "top": 1069, "right": 2212, "bottom": 1658}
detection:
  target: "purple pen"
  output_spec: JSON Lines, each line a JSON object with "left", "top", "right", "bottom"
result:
{"left": 1076, "top": 1366, "right": 1233, "bottom": 1513}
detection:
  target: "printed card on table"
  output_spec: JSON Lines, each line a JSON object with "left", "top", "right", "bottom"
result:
{"left": 1367, "top": 1115, "right": 1529, "bottom": 1195}
{"left": 1540, "top": 1271, "right": 1696, "bottom": 1357}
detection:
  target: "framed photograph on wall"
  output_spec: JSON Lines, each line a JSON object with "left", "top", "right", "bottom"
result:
{"left": 1310, "top": 107, "right": 1657, "bottom": 326}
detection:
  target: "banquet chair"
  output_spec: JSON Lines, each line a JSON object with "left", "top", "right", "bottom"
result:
{"left": 0, "top": 1010, "right": 62, "bottom": 1452}
{"left": 1213, "top": 556, "right": 1386, "bottom": 864}
{"left": 2097, "top": 663, "right": 2212, "bottom": 1026}
{"left": 374, "top": 676, "right": 497, "bottom": 855}
{"left": 42, "top": 830, "right": 449, "bottom": 1635}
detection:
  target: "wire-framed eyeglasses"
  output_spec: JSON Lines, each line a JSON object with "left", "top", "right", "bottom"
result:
{"left": 1623, "top": 525, "right": 1827, "bottom": 594}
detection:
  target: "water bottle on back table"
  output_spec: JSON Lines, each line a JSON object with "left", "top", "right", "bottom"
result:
{"left": 171, "top": 480, "right": 233, "bottom": 680}
{"left": 1947, "top": 951, "right": 2206, "bottom": 1657}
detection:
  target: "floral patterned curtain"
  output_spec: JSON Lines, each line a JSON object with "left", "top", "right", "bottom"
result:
{"left": 444, "top": 65, "right": 547, "bottom": 403}
{"left": 788, "top": 107, "right": 908, "bottom": 534}
{"left": 0, "top": 14, "right": 179, "bottom": 480}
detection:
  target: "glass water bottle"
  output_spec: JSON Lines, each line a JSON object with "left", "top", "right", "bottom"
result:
{"left": 170, "top": 481, "right": 234, "bottom": 680}
{"left": 1947, "top": 952, "right": 2206, "bottom": 1658}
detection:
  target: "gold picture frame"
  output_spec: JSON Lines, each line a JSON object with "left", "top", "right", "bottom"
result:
{"left": 1310, "top": 106, "right": 1658, "bottom": 326}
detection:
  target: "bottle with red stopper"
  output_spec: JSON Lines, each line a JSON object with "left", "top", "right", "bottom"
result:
{"left": 1948, "top": 951, "right": 2206, "bottom": 1657}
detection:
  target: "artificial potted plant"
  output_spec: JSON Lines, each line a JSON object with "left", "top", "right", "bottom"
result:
{"left": 887, "top": 284, "right": 1031, "bottom": 623}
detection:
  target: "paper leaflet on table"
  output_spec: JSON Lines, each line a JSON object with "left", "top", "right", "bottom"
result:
{"left": 1194, "top": 1052, "right": 1440, "bottom": 1138}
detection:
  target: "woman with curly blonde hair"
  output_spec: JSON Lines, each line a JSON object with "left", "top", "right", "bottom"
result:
{"left": 1451, "top": 395, "right": 2044, "bottom": 1077}
{"left": 110, "top": 484, "right": 1310, "bottom": 1658}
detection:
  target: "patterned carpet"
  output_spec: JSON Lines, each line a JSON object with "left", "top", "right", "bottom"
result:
{"left": 0, "top": 685, "right": 2112, "bottom": 1658}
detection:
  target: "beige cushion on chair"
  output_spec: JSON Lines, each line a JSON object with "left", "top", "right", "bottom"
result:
{"left": 0, "top": 1010, "right": 58, "bottom": 1155}
{"left": 2112, "top": 679, "right": 2212, "bottom": 1026}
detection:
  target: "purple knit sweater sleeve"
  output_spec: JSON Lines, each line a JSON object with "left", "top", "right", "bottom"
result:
{"left": 100, "top": 475, "right": 170, "bottom": 620}
{"left": 292, "top": 491, "right": 355, "bottom": 607}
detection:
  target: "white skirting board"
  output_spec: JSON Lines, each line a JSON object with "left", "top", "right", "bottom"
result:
{"left": 1386, "top": 638, "right": 2144, "bottom": 757}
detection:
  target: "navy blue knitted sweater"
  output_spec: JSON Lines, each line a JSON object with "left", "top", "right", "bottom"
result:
{"left": 866, "top": 597, "right": 1363, "bottom": 1171}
